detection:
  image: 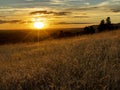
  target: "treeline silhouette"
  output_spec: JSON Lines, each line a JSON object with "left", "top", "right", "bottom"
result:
{"left": 56, "top": 17, "right": 120, "bottom": 38}
{"left": 84, "top": 17, "right": 120, "bottom": 34}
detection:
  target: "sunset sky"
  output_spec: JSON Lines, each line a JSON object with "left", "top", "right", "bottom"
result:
{"left": 0, "top": 0, "right": 120, "bottom": 30}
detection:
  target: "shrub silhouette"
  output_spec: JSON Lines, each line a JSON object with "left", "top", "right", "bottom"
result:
{"left": 84, "top": 26, "right": 95, "bottom": 34}
{"left": 89, "top": 26, "right": 95, "bottom": 34}
{"left": 106, "top": 17, "right": 113, "bottom": 30}
{"left": 59, "top": 30, "right": 65, "bottom": 37}
{"left": 106, "top": 17, "right": 111, "bottom": 25}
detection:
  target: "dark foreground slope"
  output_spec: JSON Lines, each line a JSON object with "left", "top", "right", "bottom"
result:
{"left": 0, "top": 28, "right": 83, "bottom": 45}
{"left": 0, "top": 30, "right": 120, "bottom": 90}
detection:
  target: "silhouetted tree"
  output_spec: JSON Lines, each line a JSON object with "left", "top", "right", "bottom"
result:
{"left": 98, "top": 19, "right": 105, "bottom": 32}
{"left": 106, "top": 17, "right": 111, "bottom": 25}
{"left": 106, "top": 17, "right": 113, "bottom": 30}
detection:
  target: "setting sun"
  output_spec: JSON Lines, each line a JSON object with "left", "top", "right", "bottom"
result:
{"left": 34, "top": 22, "right": 45, "bottom": 29}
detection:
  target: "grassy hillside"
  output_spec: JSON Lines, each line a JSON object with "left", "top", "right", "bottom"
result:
{"left": 0, "top": 30, "right": 120, "bottom": 90}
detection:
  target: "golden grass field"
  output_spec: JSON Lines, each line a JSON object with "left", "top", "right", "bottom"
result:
{"left": 0, "top": 30, "right": 120, "bottom": 90}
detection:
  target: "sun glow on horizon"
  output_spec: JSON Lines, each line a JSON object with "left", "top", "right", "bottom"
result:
{"left": 34, "top": 22, "right": 45, "bottom": 29}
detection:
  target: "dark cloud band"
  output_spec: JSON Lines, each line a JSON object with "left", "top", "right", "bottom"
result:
{"left": 0, "top": 20, "right": 21, "bottom": 24}
{"left": 30, "top": 10, "right": 71, "bottom": 16}
{"left": 56, "top": 22, "right": 92, "bottom": 25}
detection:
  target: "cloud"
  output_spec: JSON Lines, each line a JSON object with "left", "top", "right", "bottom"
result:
{"left": 56, "top": 22, "right": 92, "bottom": 25}
{"left": 97, "top": 0, "right": 120, "bottom": 9}
{"left": 30, "top": 10, "right": 71, "bottom": 16}
{"left": 97, "top": 1, "right": 109, "bottom": 7}
{"left": 66, "top": 6, "right": 99, "bottom": 11}
{"left": 84, "top": 2, "right": 90, "bottom": 5}
{"left": 0, "top": 20, "right": 22, "bottom": 24}
{"left": 50, "top": 0, "right": 64, "bottom": 4}
{"left": 0, "top": 16, "right": 5, "bottom": 18}
{"left": 66, "top": 0, "right": 120, "bottom": 14}
{"left": 111, "top": 9, "right": 120, "bottom": 12}
{"left": 0, "top": 19, "right": 34, "bottom": 24}
{"left": 25, "top": 0, "right": 34, "bottom": 1}
{"left": 72, "top": 16, "right": 90, "bottom": 18}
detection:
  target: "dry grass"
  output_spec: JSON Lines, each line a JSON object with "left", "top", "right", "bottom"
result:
{"left": 0, "top": 30, "right": 120, "bottom": 90}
